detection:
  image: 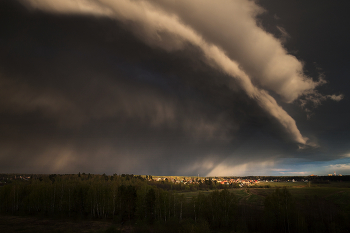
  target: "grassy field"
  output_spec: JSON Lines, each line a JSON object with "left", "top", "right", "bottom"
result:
{"left": 180, "top": 181, "right": 350, "bottom": 210}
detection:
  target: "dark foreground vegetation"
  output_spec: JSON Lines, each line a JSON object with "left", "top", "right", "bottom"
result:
{"left": 1, "top": 174, "right": 350, "bottom": 233}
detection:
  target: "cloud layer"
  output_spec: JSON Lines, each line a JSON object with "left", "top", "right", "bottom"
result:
{"left": 21, "top": 0, "right": 342, "bottom": 146}
{"left": 0, "top": 0, "right": 345, "bottom": 175}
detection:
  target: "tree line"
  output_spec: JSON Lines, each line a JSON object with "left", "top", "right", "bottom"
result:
{"left": 0, "top": 173, "right": 349, "bottom": 233}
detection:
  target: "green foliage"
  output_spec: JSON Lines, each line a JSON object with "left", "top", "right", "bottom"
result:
{"left": 264, "top": 187, "right": 303, "bottom": 233}
{"left": 144, "top": 188, "right": 156, "bottom": 223}
{"left": 190, "top": 189, "right": 237, "bottom": 230}
{"left": 1, "top": 175, "right": 350, "bottom": 232}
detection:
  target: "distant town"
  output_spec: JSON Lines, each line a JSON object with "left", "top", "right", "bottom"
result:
{"left": 1, "top": 172, "right": 348, "bottom": 188}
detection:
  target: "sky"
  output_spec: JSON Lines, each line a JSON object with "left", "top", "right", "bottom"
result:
{"left": 1, "top": 0, "right": 349, "bottom": 176}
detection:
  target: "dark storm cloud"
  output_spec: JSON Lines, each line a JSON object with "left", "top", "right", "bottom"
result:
{"left": 0, "top": 1, "right": 250, "bottom": 174}
{"left": 0, "top": 0, "right": 346, "bottom": 175}
{"left": 20, "top": 0, "right": 336, "bottom": 145}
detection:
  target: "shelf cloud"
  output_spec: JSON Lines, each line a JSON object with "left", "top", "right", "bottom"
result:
{"left": 0, "top": 0, "right": 345, "bottom": 175}
{"left": 21, "top": 0, "right": 342, "bottom": 146}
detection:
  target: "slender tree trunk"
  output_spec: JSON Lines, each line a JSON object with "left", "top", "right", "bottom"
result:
{"left": 13, "top": 185, "right": 16, "bottom": 212}
{"left": 173, "top": 195, "right": 175, "bottom": 218}
{"left": 180, "top": 200, "right": 182, "bottom": 220}
{"left": 53, "top": 185, "right": 56, "bottom": 214}
{"left": 91, "top": 199, "right": 93, "bottom": 217}
{"left": 194, "top": 201, "right": 196, "bottom": 223}
{"left": 113, "top": 189, "right": 115, "bottom": 216}
{"left": 68, "top": 188, "right": 71, "bottom": 217}
{"left": 168, "top": 194, "right": 171, "bottom": 219}
{"left": 164, "top": 199, "right": 166, "bottom": 222}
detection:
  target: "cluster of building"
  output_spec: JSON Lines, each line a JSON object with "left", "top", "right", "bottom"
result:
{"left": 328, "top": 171, "right": 342, "bottom": 176}
{"left": 0, "top": 175, "right": 29, "bottom": 186}
{"left": 151, "top": 176, "right": 329, "bottom": 187}
{"left": 152, "top": 177, "right": 261, "bottom": 187}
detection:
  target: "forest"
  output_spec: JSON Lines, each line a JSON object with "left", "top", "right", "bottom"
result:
{"left": 1, "top": 173, "right": 350, "bottom": 233}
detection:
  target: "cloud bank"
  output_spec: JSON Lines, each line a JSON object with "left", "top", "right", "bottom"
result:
{"left": 21, "top": 0, "right": 342, "bottom": 146}
{"left": 0, "top": 0, "right": 344, "bottom": 175}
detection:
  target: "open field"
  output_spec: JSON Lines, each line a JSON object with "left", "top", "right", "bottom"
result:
{"left": 180, "top": 182, "right": 350, "bottom": 210}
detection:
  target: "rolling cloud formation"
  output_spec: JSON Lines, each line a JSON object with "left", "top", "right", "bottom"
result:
{"left": 0, "top": 0, "right": 344, "bottom": 175}
{"left": 21, "top": 0, "right": 341, "bottom": 146}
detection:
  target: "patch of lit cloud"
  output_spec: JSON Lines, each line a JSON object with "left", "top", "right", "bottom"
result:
{"left": 325, "top": 163, "right": 350, "bottom": 170}
{"left": 278, "top": 171, "right": 309, "bottom": 176}
{"left": 206, "top": 159, "right": 276, "bottom": 176}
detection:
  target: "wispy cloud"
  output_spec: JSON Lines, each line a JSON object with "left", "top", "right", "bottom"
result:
{"left": 324, "top": 163, "right": 350, "bottom": 171}
{"left": 276, "top": 25, "right": 290, "bottom": 42}
{"left": 278, "top": 171, "right": 309, "bottom": 175}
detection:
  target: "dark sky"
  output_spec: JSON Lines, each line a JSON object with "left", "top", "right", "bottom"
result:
{"left": 1, "top": 0, "right": 349, "bottom": 176}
